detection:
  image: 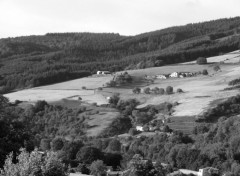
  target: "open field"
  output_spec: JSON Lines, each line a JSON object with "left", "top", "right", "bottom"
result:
{"left": 4, "top": 51, "right": 240, "bottom": 135}
{"left": 80, "top": 106, "right": 119, "bottom": 136}
{"left": 4, "top": 75, "right": 113, "bottom": 105}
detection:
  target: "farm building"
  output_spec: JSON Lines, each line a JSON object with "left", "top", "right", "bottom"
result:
{"left": 174, "top": 167, "right": 219, "bottom": 176}
{"left": 136, "top": 125, "right": 143, "bottom": 131}
{"left": 179, "top": 72, "right": 194, "bottom": 77}
{"left": 156, "top": 74, "right": 168, "bottom": 79}
{"left": 169, "top": 72, "right": 179, "bottom": 78}
{"left": 97, "top": 71, "right": 111, "bottom": 75}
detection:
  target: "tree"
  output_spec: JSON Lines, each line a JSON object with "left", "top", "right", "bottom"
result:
{"left": 106, "top": 80, "right": 116, "bottom": 87}
{"left": 166, "top": 86, "right": 173, "bottom": 94}
{"left": 159, "top": 88, "right": 165, "bottom": 95}
{"left": 35, "top": 100, "right": 48, "bottom": 112}
{"left": 107, "top": 139, "right": 121, "bottom": 152}
{"left": 133, "top": 87, "right": 141, "bottom": 94}
{"left": 89, "top": 160, "right": 107, "bottom": 176}
{"left": 0, "top": 148, "right": 68, "bottom": 176}
{"left": 76, "top": 147, "right": 102, "bottom": 164}
{"left": 202, "top": 69, "right": 208, "bottom": 75}
{"left": 40, "top": 139, "right": 51, "bottom": 151}
{"left": 213, "top": 65, "right": 221, "bottom": 72}
{"left": 108, "top": 93, "right": 120, "bottom": 106}
{"left": 152, "top": 87, "right": 160, "bottom": 94}
{"left": 143, "top": 87, "right": 151, "bottom": 94}
{"left": 51, "top": 138, "right": 64, "bottom": 151}
{"left": 196, "top": 57, "right": 207, "bottom": 65}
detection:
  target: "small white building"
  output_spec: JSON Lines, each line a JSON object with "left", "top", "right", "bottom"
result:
{"left": 177, "top": 167, "right": 219, "bottom": 176}
{"left": 136, "top": 126, "right": 143, "bottom": 131}
{"left": 169, "top": 72, "right": 179, "bottom": 78}
{"left": 97, "top": 71, "right": 111, "bottom": 75}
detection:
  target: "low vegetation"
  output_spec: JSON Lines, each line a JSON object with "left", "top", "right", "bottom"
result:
{"left": 196, "top": 57, "right": 207, "bottom": 65}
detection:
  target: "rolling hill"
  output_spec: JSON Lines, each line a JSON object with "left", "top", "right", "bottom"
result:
{"left": 0, "top": 17, "right": 240, "bottom": 94}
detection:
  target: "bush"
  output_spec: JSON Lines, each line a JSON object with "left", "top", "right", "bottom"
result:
{"left": 202, "top": 69, "right": 208, "bottom": 75}
{"left": 166, "top": 86, "right": 173, "bottom": 94}
{"left": 176, "top": 88, "right": 183, "bottom": 93}
{"left": 106, "top": 80, "right": 117, "bottom": 87}
{"left": 228, "top": 78, "right": 240, "bottom": 86}
{"left": 143, "top": 87, "right": 151, "bottom": 94}
{"left": 159, "top": 88, "right": 165, "bottom": 95}
{"left": 82, "top": 86, "right": 86, "bottom": 90}
{"left": 196, "top": 57, "right": 207, "bottom": 65}
{"left": 213, "top": 65, "right": 221, "bottom": 72}
{"left": 132, "top": 87, "right": 141, "bottom": 94}
{"left": 152, "top": 87, "right": 160, "bottom": 94}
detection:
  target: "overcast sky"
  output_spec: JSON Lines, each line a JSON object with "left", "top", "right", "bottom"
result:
{"left": 0, "top": 0, "right": 239, "bottom": 39}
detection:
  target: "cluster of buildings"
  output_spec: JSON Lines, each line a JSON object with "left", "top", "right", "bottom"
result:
{"left": 145, "top": 71, "right": 195, "bottom": 80}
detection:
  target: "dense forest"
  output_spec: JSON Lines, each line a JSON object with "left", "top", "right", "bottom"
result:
{"left": 0, "top": 17, "right": 240, "bottom": 93}
{"left": 2, "top": 91, "right": 240, "bottom": 175}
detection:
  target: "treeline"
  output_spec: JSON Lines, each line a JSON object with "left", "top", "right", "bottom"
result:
{"left": 1, "top": 17, "right": 240, "bottom": 93}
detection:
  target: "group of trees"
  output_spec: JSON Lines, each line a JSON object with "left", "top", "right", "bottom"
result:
{"left": 106, "top": 72, "right": 132, "bottom": 87}
{"left": 133, "top": 86, "right": 182, "bottom": 95}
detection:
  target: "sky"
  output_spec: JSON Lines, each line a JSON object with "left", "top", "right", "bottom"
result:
{"left": 0, "top": 0, "right": 239, "bottom": 39}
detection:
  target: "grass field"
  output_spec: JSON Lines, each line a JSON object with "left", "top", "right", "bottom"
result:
{"left": 4, "top": 51, "right": 240, "bottom": 135}
{"left": 4, "top": 75, "right": 113, "bottom": 105}
{"left": 79, "top": 106, "right": 119, "bottom": 136}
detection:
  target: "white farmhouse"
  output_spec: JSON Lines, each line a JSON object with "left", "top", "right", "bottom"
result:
{"left": 136, "top": 126, "right": 143, "bottom": 131}
{"left": 169, "top": 72, "right": 179, "bottom": 78}
{"left": 97, "top": 71, "right": 111, "bottom": 75}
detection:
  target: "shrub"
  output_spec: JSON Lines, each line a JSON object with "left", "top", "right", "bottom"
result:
{"left": 152, "top": 87, "right": 160, "bottom": 94}
{"left": 202, "top": 69, "right": 208, "bottom": 75}
{"left": 143, "top": 87, "right": 151, "bottom": 94}
{"left": 82, "top": 86, "right": 86, "bottom": 90}
{"left": 228, "top": 78, "right": 240, "bottom": 86}
{"left": 166, "top": 86, "right": 173, "bottom": 94}
{"left": 196, "top": 57, "right": 207, "bottom": 65}
{"left": 106, "top": 80, "right": 117, "bottom": 87}
{"left": 213, "top": 65, "right": 221, "bottom": 72}
{"left": 159, "top": 88, "right": 165, "bottom": 95}
{"left": 132, "top": 87, "right": 141, "bottom": 94}
{"left": 176, "top": 88, "right": 183, "bottom": 93}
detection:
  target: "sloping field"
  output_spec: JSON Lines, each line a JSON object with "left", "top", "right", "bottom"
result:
{"left": 4, "top": 75, "right": 113, "bottom": 104}
{"left": 82, "top": 107, "right": 120, "bottom": 136}
{"left": 118, "top": 64, "right": 240, "bottom": 117}
{"left": 36, "top": 75, "right": 113, "bottom": 90}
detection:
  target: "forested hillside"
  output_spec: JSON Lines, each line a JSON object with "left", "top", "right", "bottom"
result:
{"left": 1, "top": 17, "right": 240, "bottom": 93}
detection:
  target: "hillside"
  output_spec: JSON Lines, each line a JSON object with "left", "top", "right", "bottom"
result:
{"left": 0, "top": 17, "right": 240, "bottom": 94}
